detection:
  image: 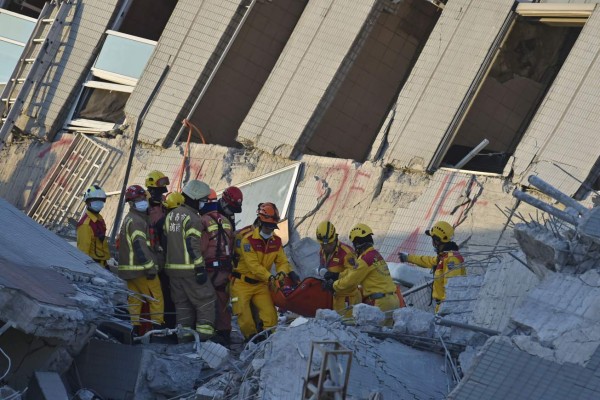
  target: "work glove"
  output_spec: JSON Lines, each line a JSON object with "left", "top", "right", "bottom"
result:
{"left": 288, "top": 271, "right": 301, "bottom": 286}
{"left": 106, "top": 258, "right": 118, "bottom": 268}
{"left": 322, "top": 279, "right": 335, "bottom": 293}
{"left": 398, "top": 252, "right": 409, "bottom": 263}
{"left": 195, "top": 267, "right": 208, "bottom": 285}
{"left": 323, "top": 271, "right": 339, "bottom": 281}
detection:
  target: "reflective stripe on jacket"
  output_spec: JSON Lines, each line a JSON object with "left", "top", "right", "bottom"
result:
{"left": 77, "top": 209, "right": 110, "bottom": 263}
{"left": 200, "top": 210, "right": 234, "bottom": 266}
{"left": 164, "top": 204, "right": 204, "bottom": 277}
{"left": 234, "top": 226, "right": 291, "bottom": 283}
{"left": 320, "top": 242, "right": 358, "bottom": 297}
{"left": 407, "top": 250, "right": 465, "bottom": 301}
{"left": 333, "top": 246, "right": 396, "bottom": 297}
{"left": 117, "top": 209, "right": 156, "bottom": 280}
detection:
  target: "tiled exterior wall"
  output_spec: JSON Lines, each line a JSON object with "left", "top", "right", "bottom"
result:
{"left": 382, "top": 0, "right": 515, "bottom": 170}
{"left": 20, "top": 0, "right": 120, "bottom": 138}
{"left": 512, "top": 6, "right": 600, "bottom": 195}
{"left": 303, "top": 0, "right": 439, "bottom": 162}
{"left": 188, "top": 0, "right": 307, "bottom": 148}
{"left": 237, "top": 0, "right": 378, "bottom": 157}
{"left": 125, "top": 0, "right": 242, "bottom": 146}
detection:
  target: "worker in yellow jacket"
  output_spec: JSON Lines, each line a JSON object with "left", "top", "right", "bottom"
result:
{"left": 316, "top": 221, "right": 361, "bottom": 317}
{"left": 118, "top": 185, "right": 164, "bottom": 334}
{"left": 324, "top": 223, "right": 399, "bottom": 315}
{"left": 77, "top": 185, "right": 110, "bottom": 268}
{"left": 399, "top": 221, "right": 466, "bottom": 313}
{"left": 231, "top": 202, "right": 301, "bottom": 340}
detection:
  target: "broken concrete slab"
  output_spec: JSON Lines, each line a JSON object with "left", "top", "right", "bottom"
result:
{"left": 352, "top": 303, "right": 386, "bottom": 326}
{"left": 388, "top": 262, "right": 430, "bottom": 287}
{"left": 248, "top": 319, "right": 449, "bottom": 399}
{"left": 392, "top": 307, "right": 435, "bottom": 338}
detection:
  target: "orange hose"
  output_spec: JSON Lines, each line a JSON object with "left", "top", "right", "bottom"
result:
{"left": 177, "top": 119, "right": 207, "bottom": 192}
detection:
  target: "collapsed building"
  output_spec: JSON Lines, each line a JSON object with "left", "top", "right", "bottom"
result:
{"left": 1, "top": 0, "right": 600, "bottom": 398}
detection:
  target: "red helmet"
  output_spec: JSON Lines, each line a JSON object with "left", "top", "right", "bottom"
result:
{"left": 222, "top": 186, "right": 243, "bottom": 212}
{"left": 257, "top": 202, "right": 280, "bottom": 228}
{"left": 125, "top": 185, "right": 147, "bottom": 202}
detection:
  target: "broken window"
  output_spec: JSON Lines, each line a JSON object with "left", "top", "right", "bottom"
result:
{"left": 0, "top": 9, "right": 35, "bottom": 93}
{"left": 433, "top": 3, "right": 589, "bottom": 174}
{"left": 65, "top": 31, "right": 155, "bottom": 133}
{"left": 303, "top": 0, "right": 441, "bottom": 162}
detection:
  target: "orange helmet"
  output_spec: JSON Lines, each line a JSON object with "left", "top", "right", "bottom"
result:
{"left": 257, "top": 202, "right": 280, "bottom": 228}
{"left": 208, "top": 189, "right": 217, "bottom": 203}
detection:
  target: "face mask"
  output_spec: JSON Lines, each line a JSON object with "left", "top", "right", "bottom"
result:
{"left": 134, "top": 200, "right": 149, "bottom": 212}
{"left": 198, "top": 201, "right": 206, "bottom": 211}
{"left": 260, "top": 231, "right": 273, "bottom": 240}
{"left": 89, "top": 200, "right": 104, "bottom": 213}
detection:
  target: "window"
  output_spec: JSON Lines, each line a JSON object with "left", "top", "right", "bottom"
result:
{"left": 0, "top": 9, "right": 35, "bottom": 91}
{"left": 431, "top": 3, "right": 591, "bottom": 174}
{"left": 65, "top": 31, "right": 156, "bottom": 132}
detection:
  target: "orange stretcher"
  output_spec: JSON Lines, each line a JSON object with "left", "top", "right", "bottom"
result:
{"left": 270, "top": 275, "right": 333, "bottom": 317}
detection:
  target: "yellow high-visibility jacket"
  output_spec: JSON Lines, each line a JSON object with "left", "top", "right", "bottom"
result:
{"left": 320, "top": 242, "right": 359, "bottom": 297}
{"left": 235, "top": 227, "right": 291, "bottom": 282}
{"left": 408, "top": 250, "right": 465, "bottom": 302}
{"left": 77, "top": 209, "right": 110, "bottom": 265}
{"left": 334, "top": 246, "right": 396, "bottom": 297}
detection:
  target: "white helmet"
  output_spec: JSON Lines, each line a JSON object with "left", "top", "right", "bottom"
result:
{"left": 83, "top": 184, "right": 107, "bottom": 202}
{"left": 182, "top": 180, "right": 210, "bottom": 201}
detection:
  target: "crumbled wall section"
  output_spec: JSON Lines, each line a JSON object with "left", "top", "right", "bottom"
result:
{"left": 382, "top": 0, "right": 514, "bottom": 170}
{"left": 512, "top": 7, "right": 600, "bottom": 196}
{"left": 20, "top": 0, "right": 119, "bottom": 138}
{"left": 125, "top": 0, "right": 242, "bottom": 146}
{"left": 237, "top": 0, "right": 378, "bottom": 157}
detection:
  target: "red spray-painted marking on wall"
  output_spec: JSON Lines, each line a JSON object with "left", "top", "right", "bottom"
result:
{"left": 386, "top": 175, "right": 487, "bottom": 262}
{"left": 26, "top": 137, "right": 74, "bottom": 208}
{"left": 316, "top": 163, "right": 371, "bottom": 220}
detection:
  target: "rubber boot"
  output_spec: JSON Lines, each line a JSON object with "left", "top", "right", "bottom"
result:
{"left": 213, "top": 330, "right": 231, "bottom": 347}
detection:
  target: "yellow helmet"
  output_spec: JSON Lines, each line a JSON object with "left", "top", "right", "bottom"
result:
{"left": 426, "top": 221, "right": 454, "bottom": 243}
{"left": 316, "top": 221, "right": 337, "bottom": 244}
{"left": 164, "top": 191, "right": 185, "bottom": 209}
{"left": 146, "top": 170, "right": 170, "bottom": 188}
{"left": 349, "top": 223, "right": 373, "bottom": 242}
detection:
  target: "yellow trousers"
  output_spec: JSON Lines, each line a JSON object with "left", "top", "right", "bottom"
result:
{"left": 230, "top": 279, "right": 277, "bottom": 339}
{"left": 126, "top": 276, "right": 164, "bottom": 326}
{"left": 333, "top": 290, "right": 362, "bottom": 317}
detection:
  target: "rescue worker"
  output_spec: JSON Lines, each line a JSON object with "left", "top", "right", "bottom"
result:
{"left": 145, "top": 170, "right": 170, "bottom": 267}
{"left": 200, "top": 189, "right": 235, "bottom": 346}
{"left": 159, "top": 191, "right": 185, "bottom": 329}
{"left": 117, "top": 185, "right": 164, "bottom": 334}
{"left": 77, "top": 185, "right": 111, "bottom": 268}
{"left": 231, "top": 202, "right": 301, "bottom": 341}
{"left": 217, "top": 186, "right": 243, "bottom": 230}
{"left": 144, "top": 171, "right": 170, "bottom": 330}
{"left": 164, "top": 180, "right": 215, "bottom": 341}
{"left": 324, "top": 223, "right": 399, "bottom": 316}
{"left": 316, "top": 221, "right": 361, "bottom": 317}
{"left": 399, "top": 221, "right": 466, "bottom": 313}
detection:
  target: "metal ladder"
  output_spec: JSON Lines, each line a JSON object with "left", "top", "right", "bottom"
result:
{"left": 0, "top": 0, "right": 72, "bottom": 146}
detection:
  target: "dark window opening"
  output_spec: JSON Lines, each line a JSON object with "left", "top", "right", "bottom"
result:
{"left": 440, "top": 17, "right": 582, "bottom": 174}
{"left": 76, "top": 88, "right": 129, "bottom": 123}
{"left": 187, "top": 0, "right": 308, "bottom": 147}
{"left": 118, "top": 0, "right": 178, "bottom": 41}
{"left": 4, "top": 0, "right": 45, "bottom": 18}
{"left": 303, "top": 0, "right": 441, "bottom": 162}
